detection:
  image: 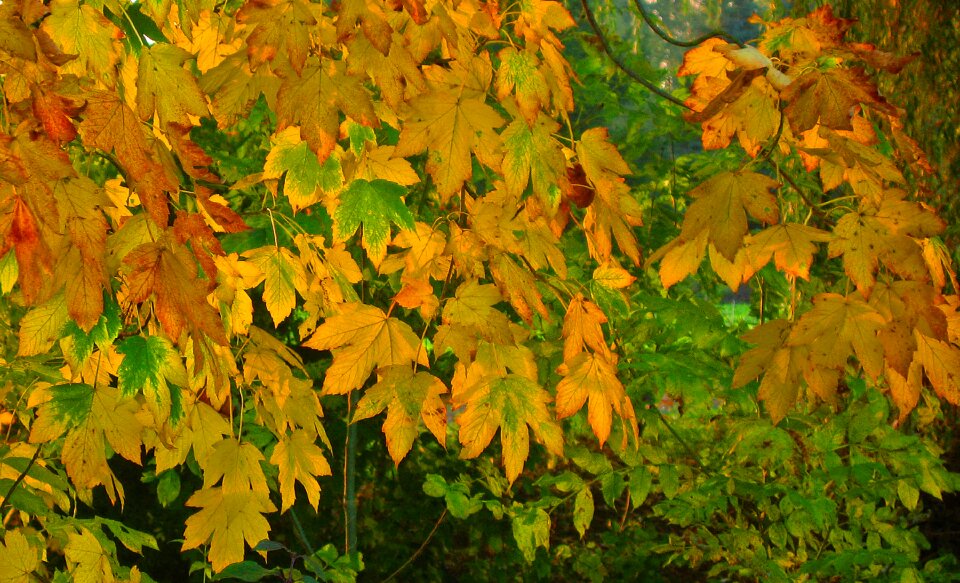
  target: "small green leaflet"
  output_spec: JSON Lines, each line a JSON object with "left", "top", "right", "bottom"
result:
{"left": 347, "top": 123, "right": 376, "bottom": 155}
{"left": 334, "top": 179, "right": 415, "bottom": 267}
{"left": 264, "top": 127, "right": 344, "bottom": 212}
{"left": 35, "top": 383, "right": 95, "bottom": 430}
{"left": 117, "top": 335, "right": 188, "bottom": 425}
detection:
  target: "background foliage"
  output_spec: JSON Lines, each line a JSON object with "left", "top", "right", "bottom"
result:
{"left": 0, "top": 0, "right": 958, "bottom": 581}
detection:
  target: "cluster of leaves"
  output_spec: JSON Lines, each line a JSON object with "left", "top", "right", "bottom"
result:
{"left": 0, "top": 0, "right": 957, "bottom": 580}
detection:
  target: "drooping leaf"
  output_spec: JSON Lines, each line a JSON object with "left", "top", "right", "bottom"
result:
{"left": 270, "top": 429, "right": 332, "bottom": 512}
{"left": 353, "top": 365, "right": 447, "bottom": 465}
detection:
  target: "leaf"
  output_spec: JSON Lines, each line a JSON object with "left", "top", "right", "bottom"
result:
{"left": 784, "top": 68, "right": 895, "bottom": 133}
{"left": 269, "top": 429, "right": 332, "bottom": 512}
{"left": 496, "top": 48, "right": 550, "bottom": 123}
{"left": 0, "top": 530, "right": 39, "bottom": 583}
{"left": 303, "top": 302, "right": 427, "bottom": 394}
{"left": 263, "top": 127, "right": 344, "bottom": 212}
{"left": 65, "top": 528, "right": 114, "bottom": 582}
{"left": 42, "top": 0, "right": 121, "bottom": 79}
{"left": 204, "top": 438, "right": 270, "bottom": 496}
{"left": 573, "top": 487, "right": 594, "bottom": 538}
{"left": 742, "top": 223, "right": 831, "bottom": 280}
{"left": 353, "top": 365, "right": 447, "bottom": 465}
{"left": 276, "top": 58, "right": 377, "bottom": 163}
{"left": 511, "top": 506, "right": 551, "bottom": 563}
{"left": 679, "top": 170, "right": 780, "bottom": 261}
{"left": 914, "top": 332, "right": 960, "bottom": 405}
{"left": 501, "top": 114, "right": 565, "bottom": 208}
{"left": 592, "top": 263, "right": 635, "bottom": 290}
{"left": 182, "top": 488, "right": 277, "bottom": 573}
{"left": 117, "top": 335, "right": 188, "bottom": 425}
{"left": 576, "top": 128, "right": 631, "bottom": 185}
{"left": 789, "top": 293, "right": 886, "bottom": 380}
{"left": 122, "top": 240, "right": 228, "bottom": 345}
{"left": 333, "top": 179, "right": 415, "bottom": 267}
{"left": 137, "top": 44, "right": 209, "bottom": 126}
{"left": 395, "top": 56, "right": 504, "bottom": 200}
{"left": 555, "top": 352, "right": 637, "bottom": 446}
{"left": 17, "top": 292, "right": 68, "bottom": 357}
{"left": 243, "top": 246, "right": 304, "bottom": 328}
{"left": 456, "top": 373, "right": 563, "bottom": 484}
{"left": 561, "top": 294, "right": 609, "bottom": 361}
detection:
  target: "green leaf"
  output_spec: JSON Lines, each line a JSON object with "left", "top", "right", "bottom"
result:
{"left": 659, "top": 465, "right": 679, "bottom": 499}
{"left": 333, "top": 179, "right": 414, "bottom": 267}
{"left": 65, "top": 296, "right": 122, "bottom": 364}
{"left": 511, "top": 506, "right": 550, "bottom": 563}
{"left": 264, "top": 127, "right": 344, "bottom": 211}
{"left": 628, "top": 466, "right": 653, "bottom": 506}
{"left": 37, "top": 383, "right": 95, "bottom": 430}
{"left": 99, "top": 518, "right": 159, "bottom": 553}
{"left": 573, "top": 487, "right": 594, "bottom": 538}
{"left": 116, "top": 335, "right": 187, "bottom": 424}
{"left": 348, "top": 123, "right": 376, "bottom": 155}
{"left": 157, "top": 470, "right": 181, "bottom": 507}
{"left": 422, "top": 474, "right": 447, "bottom": 498}
{"left": 897, "top": 480, "right": 919, "bottom": 511}
{"left": 214, "top": 561, "right": 278, "bottom": 581}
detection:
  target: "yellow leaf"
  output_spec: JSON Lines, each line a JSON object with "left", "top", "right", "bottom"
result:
{"left": 17, "top": 292, "right": 68, "bottom": 357}
{"left": 353, "top": 366, "right": 447, "bottom": 465}
{"left": 742, "top": 223, "right": 831, "bottom": 280}
{"left": 204, "top": 438, "right": 269, "bottom": 496}
{"left": 915, "top": 332, "right": 960, "bottom": 405}
{"left": 455, "top": 372, "right": 563, "bottom": 484}
{"left": 65, "top": 528, "right": 114, "bottom": 583}
{"left": 303, "top": 302, "right": 427, "bottom": 393}
{"left": 555, "top": 352, "right": 637, "bottom": 446}
{"left": 243, "top": 246, "right": 306, "bottom": 327}
{"left": 592, "top": 264, "right": 635, "bottom": 290}
{"left": 270, "top": 429, "right": 332, "bottom": 512}
{"left": 182, "top": 488, "right": 276, "bottom": 573}
{"left": 42, "top": 0, "right": 121, "bottom": 80}
{"left": 789, "top": 293, "right": 886, "bottom": 379}
{"left": 680, "top": 170, "right": 780, "bottom": 261}
{"left": 561, "top": 294, "right": 609, "bottom": 362}
{"left": 0, "top": 530, "right": 39, "bottom": 583}
{"left": 395, "top": 56, "right": 504, "bottom": 200}
{"left": 137, "top": 44, "right": 209, "bottom": 126}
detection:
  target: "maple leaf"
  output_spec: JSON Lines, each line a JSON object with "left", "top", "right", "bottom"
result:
{"left": 17, "top": 292, "right": 68, "bottom": 357}
{"left": 455, "top": 372, "right": 563, "bottom": 484}
{"left": 0, "top": 5, "right": 36, "bottom": 62}
{"left": 562, "top": 294, "right": 609, "bottom": 361}
{"left": 733, "top": 319, "right": 806, "bottom": 424}
{"left": 395, "top": 56, "right": 505, "bottom": 200}
{"left": 137, "top": 44, "right": 209, "bottom": 126}
{"left": 346, "top": 33, "right": 425, "bottom": 108}
{"left": 0, "top": 530, "right": 38, "bottom": 583}
{"left": 182, "top": 488, "right": 276, "bottom": 573}
{"left": 270, "top": 429, "right": 332, "bottom": 512}
{"left": 355, "top": 144, "right": 420, "bottom": 186}
{"left": 243, "top": 245, "right": 306, "bottom": 327}
{"left": 353, "top": 365, "right": 447, "bottom": 465}
{"left": 496, "top": 47, "right": 550, "bottom": 123}
{"left": 122, "top": 239, "right": 228, "bottom": 345}
{"left": 501, "top": 114, "right": 566, "bottom": 209}
{"left": 914, "top": 332, "right": 960, "bottom": 405}
{"left": 203, "top": 438, "right": 270, "bottom": 495}
{"left": 155, "top": 399, "right": 231, "bottom": 473}
{"left": 117, "top": 335, "right": 188, "bottom": 426}
{"left": 235, "top": 0, "right": 317, "bottom": 73}
{"left": 65, "top": 528, "right": 114, "bottom": 582}
{"left": 276, "top": 58, "right": 378, "bottom": 163}
{"left": 679, "top": 170, "right": 780, "bottom": 261}
{"left": 789, "top": 293, "right": 886, "bottom": 381}
{"left": 264, "top": 127, "right": 344, "bottom": 211}
{"left": 303, "top": 302, "right": 427, "bottom": 393}
{"left": 333, "top": 179, "right": 415, "bottom": 267}
{"left": 42, "top": 0, "right": 121, "bottom": 79}
{"left": 556, "top": 352, "right": 637, "bottom": 446}
{"left": 742, "top": 223, "right": 831, "bottom": 280}
{"left": 783, "top": 68, "right": 895, "bottom": 133}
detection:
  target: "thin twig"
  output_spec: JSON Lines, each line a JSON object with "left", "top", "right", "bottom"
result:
{"left": 771, "top": 159, "right": 828, "bottom": 220}
{"left": 383, "top": 509, "right": 447, "bottom": 583}
{"left": 0, "top": 445, "right": 41, "bottom": 514}
{"left": 632, "top": 0, "right": 741, "bottom": 47}
{"left": 289, "top": 507, "right": 314, "bottom": 556}
{"left": 657, "top": 410, "right": 707, "bottom": 470}
{"left": 579, "top": 0, "right": 690, "bottom": 110}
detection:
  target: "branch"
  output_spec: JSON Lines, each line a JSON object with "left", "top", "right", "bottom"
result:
{"left": 632, "top": 0, "right": 742, "bottom": 47}
{"left": 578, "top": 0, "right": 690, "bottom": 110}
{"left": 0, "top": 446, "right": 41, "bottom": 514}
{"left": 382, "top": 509, "right": 446, "bottom": 582}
